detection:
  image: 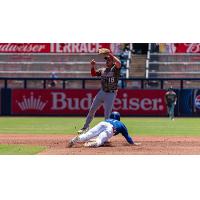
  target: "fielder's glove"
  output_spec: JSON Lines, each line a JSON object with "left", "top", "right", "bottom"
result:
{"left": 98, "top": 48, "right": 110, "bottom": 55}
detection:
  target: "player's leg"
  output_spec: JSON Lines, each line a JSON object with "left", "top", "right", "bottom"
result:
{"left": 170, "top": 104, "right": 175, "bottom": 120}
{"left": 168, "top": 104, "right": 172, "bottom": 119}
{"left": 167, "top": 105, "right": 170, "bottom": 118}
{"left": 68, "top": 122, "right": 106, "bottom": 147}
{"left": 84, "top": 122, "right": 114, "bottom": 147}
{"left": 103, "top": 92, "right": 116, "bottom": 119}
{"left": 78, "top": 90, "right": 104, "bottom": 134}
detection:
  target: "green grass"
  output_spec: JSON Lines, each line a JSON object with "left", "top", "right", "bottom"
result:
{"left": 0, "top": 144, "right": 46, "bottom": 155}
{"left": 0, "top": 117, "right": 102, "bottom": 134}
{"left": 0, "top": 117, "right": 200, "bottom": 136}
{"left": 124, "top": 117, "right": 200, "bottom": 136}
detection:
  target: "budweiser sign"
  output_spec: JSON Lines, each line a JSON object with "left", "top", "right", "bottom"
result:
{"left": 12, "top": 89, "right": 167, "bottom": 115}
{"left": 0, "top": 43, "right": 121, "bottom": 53}
{"left": 0, "top": 43, "right": 51, "bottom": 53}
{"left": 16, "top": 92, "right": 48, "bottom": 111}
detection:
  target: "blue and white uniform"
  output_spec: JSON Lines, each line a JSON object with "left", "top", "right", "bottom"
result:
{"left": 78, "top": 118, "right": 134, "bottom": 147}
{"left": 106, "top": 119, "right": 134, "bottom": 144}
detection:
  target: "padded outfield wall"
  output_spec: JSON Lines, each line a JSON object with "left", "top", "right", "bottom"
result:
{"left": 1, "top": 88, "right": 200, "bottom": 116}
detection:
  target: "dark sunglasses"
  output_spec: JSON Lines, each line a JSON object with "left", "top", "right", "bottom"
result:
{"left": 104, "top": 57, "right": 112, "bottom": 61}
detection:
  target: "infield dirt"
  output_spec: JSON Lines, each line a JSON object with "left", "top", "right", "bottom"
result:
{"left": 1, "top": 134, "right": 200, "bottom": 155}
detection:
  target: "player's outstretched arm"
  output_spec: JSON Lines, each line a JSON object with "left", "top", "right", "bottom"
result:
{"left": 108, "top": 53, "right": 121, "bottom": 69}
{"left": 121, "top": 125, "right": 141, "bottom": 146}
{"left": 121, "top": 126, "right": 134, "bottom": 144}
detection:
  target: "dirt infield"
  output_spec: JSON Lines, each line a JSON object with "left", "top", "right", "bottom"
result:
{"left": 1, "top": 134, "right": 200, "bottom": 154}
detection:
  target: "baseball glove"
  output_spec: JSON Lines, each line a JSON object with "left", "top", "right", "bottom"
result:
{"left": 98, "top": 48, "right": 110, "bottom": 55}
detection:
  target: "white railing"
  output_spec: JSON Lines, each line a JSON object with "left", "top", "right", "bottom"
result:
{"left": 125, "top": 43, "right": 132, "bottom": 78}
{"left": 145, "top": 44, "right": 151, "bottom": 78}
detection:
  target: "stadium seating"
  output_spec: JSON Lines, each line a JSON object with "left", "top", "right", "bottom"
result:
{"left": 145, "top": 43, "right": 200, "bottom": 89}
{"left": 0, "top": 53, "right": 105, "bottom": 78}
{"left": 147, "top": 44, "right": 200, "bottom": 78}
{"left": 129, "top": 54, "right": 146, "bottom": 78}
{"left": 0, "top": 47, "right": 133, "bottom": 88}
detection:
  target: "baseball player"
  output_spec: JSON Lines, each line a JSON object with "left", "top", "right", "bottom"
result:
{"left": 68, "top": 111, "right": 141, "bottom": 148}
{"left": 164, "top": 86, "right": 177, "bottom": 120}
{"left": 48, "top": 72, "right": 58, "bottom": 88}
{"left": 77, "top": 48, "right": 121, "bottom": 134}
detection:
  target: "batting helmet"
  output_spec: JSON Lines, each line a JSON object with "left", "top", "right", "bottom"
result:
{"left": 110, "top": 111, "right": 120, "bottom": 121}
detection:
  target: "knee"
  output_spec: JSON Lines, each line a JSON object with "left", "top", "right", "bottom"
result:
{"left": 95, "top": 138, "right": 103, "bottom": 147}
{"left": 89, "top": 108, "right": 97, "bottom": 115}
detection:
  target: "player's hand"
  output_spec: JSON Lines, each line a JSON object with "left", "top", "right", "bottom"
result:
{"left": 90, "top": 59, "right": 96, "bottom": 66}
{"left": 133, "top": 142, "right": 141, "bottom": 146}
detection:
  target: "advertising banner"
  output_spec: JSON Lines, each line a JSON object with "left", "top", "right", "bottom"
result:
{"left": 0, "top": 43, "right": 121, "bottom": 54}
{"left": 50, "top": 43, "right": 121, "bottom": 54}
{"left": 160, "top": 43, "right": 200, "bottom": 53}
{"left": 174, "top": 43, "right": 200, "bottom": 53}
{"left": 12, "top": 89, "right": 167, "bottom": 116}
{"left": 0, "top": 43, "right": 51, "bottom": 53}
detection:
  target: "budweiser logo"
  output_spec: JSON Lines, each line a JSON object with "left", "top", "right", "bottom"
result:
{"left": 50, "top": 92, "right": 164, "bottom": 111}
{"left": 16, "top": 92, "right": 48, "bottom": 111}
{"left": 0, "top": 43, "right": 47, "bottom": 53}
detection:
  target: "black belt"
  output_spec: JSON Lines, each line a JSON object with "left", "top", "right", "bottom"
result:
{"left": 103, "top": 89, "right": 116, "bottom": 93}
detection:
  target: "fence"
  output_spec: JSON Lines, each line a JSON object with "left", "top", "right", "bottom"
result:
{"left": 1, "top": 77, "right": 200, "bottom": 89}
{"left": 1, "top": 77, "right": 200, "bottom": 116}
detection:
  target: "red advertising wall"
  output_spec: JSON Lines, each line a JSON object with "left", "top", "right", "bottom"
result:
{"left": 12, "top": 89, "right": 167, "bottom": 116}
{"left": 0, "top": 43, "right": 51, "bottom": 53}
{"left": 50, "top": 43, "right": 120, "bottom": 53}
{"left": 163, "top": 43, "right": 200, "bottom": 53}
{"left": 0, "top": 43, "right": 121, "bottom": 54}
{"left": 174, "top": 43, "right": 200, "bottom": 53}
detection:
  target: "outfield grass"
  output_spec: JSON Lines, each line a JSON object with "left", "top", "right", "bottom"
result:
{"left": 0, "top": 144, "right": 46, "bottom": 155}
{"left": 0, "top": 117, "right": 200, "bottom": 136}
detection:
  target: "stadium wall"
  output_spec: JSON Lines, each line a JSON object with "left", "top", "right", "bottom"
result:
{"left": 1, "top": 88, "right": 200, "bottom": 117}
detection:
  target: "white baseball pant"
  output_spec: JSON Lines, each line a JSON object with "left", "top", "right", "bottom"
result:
{"left": 78, "top": 121, "right": 114, "bottom": 147}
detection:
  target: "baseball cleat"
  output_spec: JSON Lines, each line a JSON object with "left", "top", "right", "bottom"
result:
{"left": 77, "top": 127, "right": 89, "bottom": 135}
{"left": 84, "top": 141, "right": 98, "bottom": 147}
{"left": 67, "top": 136, "right": 79, "bottom": 148}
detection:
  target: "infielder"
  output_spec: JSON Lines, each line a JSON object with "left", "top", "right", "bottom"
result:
{"left": 68, "top": 111, "right": 141, "bottom": 148}
{"left": 164, "top": 86, "right": 177, "bottom": 120}
{"left": 77, "top": 48, "right": 121, "bottom": 134}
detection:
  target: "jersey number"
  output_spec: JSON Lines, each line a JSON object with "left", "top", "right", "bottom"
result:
{"left": 108, "top": 77, "right": 115, "bottom": 83}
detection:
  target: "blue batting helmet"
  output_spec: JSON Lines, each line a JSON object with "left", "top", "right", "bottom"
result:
{"left": 110, "top": 111, "right": 120, "bottom": 121}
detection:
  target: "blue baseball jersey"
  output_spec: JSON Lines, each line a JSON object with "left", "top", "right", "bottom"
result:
{"left": 105, "top": 119, "right": 134, "bottom": 144}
